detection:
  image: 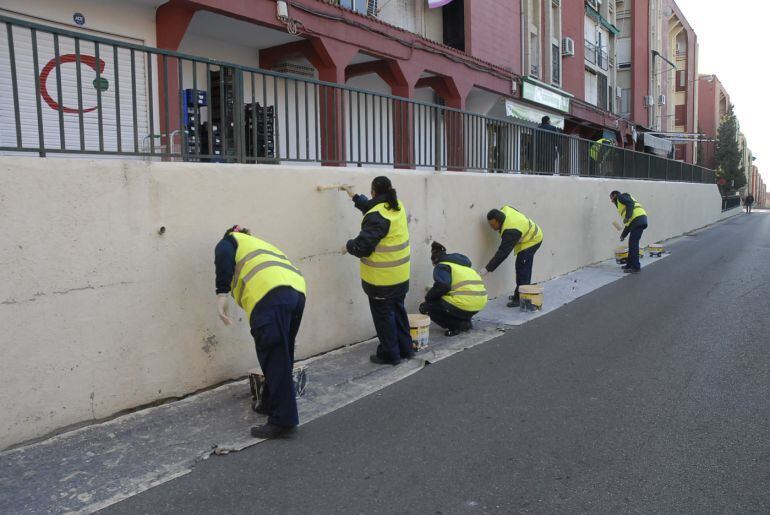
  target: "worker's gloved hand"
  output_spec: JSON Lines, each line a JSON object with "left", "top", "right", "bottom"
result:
{"left": 620, "top": 236, "right": 626, "bottom": 242}
{"left": 341, "top": 185, "right": 355, "bottom": 199}
{"left": 217, "top": 293, "right": 233, "bottom": 325}
{"left": 479, "top": 268, "right": 489, "bottom": 277}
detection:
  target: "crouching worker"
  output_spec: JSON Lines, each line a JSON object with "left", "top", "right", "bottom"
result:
{"left": 215, "top": 226, "right": 306, "bottom": 439}
{"left": 419, "top": 242, "right": 488, "bottom": 337}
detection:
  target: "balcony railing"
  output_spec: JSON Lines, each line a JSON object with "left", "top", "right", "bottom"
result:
{"left": 585, "top": 40, "right": 597, "bottom": 65}
{"left": 0, "top": 15, "right": 716, "bottom": 184}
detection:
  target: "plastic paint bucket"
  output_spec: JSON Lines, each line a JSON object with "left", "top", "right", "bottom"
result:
{"left": 408, "top": 314, "right": 431, "bottom": 350}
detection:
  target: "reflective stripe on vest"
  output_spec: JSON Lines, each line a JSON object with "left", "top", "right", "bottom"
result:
{"left": 440, "top": 261, "right": 488, "bottom": 313}
{"left": 360, "top": 200, "right": 410, "bottom": 286}
{"left": 617, "top": 195, "right": 648, "bottom": 227}
{"left": 230, "top": 232, "right": 306, "bottom": 320}
{"left": 500, "top": 205, "right": 543, "bottom": 253}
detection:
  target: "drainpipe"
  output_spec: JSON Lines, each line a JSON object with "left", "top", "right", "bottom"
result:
{"left": 520, "top": 0, "right": 526, "bottom": 79}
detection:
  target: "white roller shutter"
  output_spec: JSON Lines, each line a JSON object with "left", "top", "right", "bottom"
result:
{"left": 0, "top": 21, "right": 149, "bottom": 154}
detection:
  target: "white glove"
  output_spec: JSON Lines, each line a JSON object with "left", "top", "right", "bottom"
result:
{"left": 341, "top": 185, "right": 355, "bottom": 199}
{"left": 479, "top": 268, "right": 489, "bottom": 277}
{"left": 217, "top": 294, "right": 233, "bottom": 325}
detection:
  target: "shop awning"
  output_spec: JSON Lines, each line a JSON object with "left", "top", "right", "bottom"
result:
{"left": 504, "top": 100, "right": 565, "bottom": 129}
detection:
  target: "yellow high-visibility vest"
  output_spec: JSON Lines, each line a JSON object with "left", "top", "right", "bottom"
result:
{"left": 500, "top": 205, "right": 543, "bottom": 253}
{"left": 616, "top": 195, "right": 648, "bottom": 226}
{"left": 440, "top": 261, "right": 488, "bottom": 313}
{"left": 590, "top": 138, "right": 614, "bottom": 161}
{"left": 360, "top": 201, "right": 411, "bottom": 287}
{"left": 230, "top": 232, "right": 306, "bottom": 320}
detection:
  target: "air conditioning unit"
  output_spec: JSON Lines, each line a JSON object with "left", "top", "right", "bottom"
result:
{"left": 644, "top": 95, "right": 654, "bottom": 107}
{"left": 562, "top": 37, "right": 575, "bottom": 56}
{"left": 658, "top": 94, "right": 666, "bottom": 106}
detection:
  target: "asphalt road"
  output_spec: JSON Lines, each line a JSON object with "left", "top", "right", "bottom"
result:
{"left": 105, "top": 212, "right": 770, "bottom": 514}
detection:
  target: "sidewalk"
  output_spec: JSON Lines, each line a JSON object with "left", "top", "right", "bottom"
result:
{"left": 0, "top": 253, "right": 669, "bottom": 514}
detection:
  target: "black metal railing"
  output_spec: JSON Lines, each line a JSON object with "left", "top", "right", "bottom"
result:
{"left": 0, "top": 15, "right": 716, "bottom": 184}
{"left": 721, "top": 195, "right": 741, "bottom": 212}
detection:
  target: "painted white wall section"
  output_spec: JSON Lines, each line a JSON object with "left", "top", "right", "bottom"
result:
{"left": 0, "top": 157, "right": 725, "bottom": 449}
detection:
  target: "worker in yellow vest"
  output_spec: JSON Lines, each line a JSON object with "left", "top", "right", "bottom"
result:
{"left": 420, "top": 242, "right": 488, "bottom": 336}
{"left": 611, "top": 190, "right": 648, "bottom": 274}
{"left": 342, "top": 177, "right": 413, "bottom": 366}
{"left": 215, "top": 226, "right": 306, "bottom": 439}
{"left": 480, "top": 206, "right": 544, "bottom": 308}
{"left": 590, "top": 137, "right": 615, "bottom": 175}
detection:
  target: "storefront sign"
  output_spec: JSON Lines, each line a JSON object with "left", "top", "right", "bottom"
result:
{"left": 522, "top": 80, "right": 570, "bottom": 112}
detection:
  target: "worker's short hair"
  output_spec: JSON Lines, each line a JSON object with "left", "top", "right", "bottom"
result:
{"left": 541, "top": 115, "right": 550, "bottom": 124}
{"left": 487, "top": 209, "right": 504, "bottom": 221}
{"left": 610, "top": 190, "right": 621, "bottom": 198}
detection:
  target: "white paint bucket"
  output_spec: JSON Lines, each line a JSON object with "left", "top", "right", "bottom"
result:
{"left": 408, "top": 314, "right": 431, "bottom": 350}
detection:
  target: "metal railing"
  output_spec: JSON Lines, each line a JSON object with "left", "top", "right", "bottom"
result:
{"left": 0, "top": 15, "right": 716, "bottom": 184}
{"left": 721, "top": 195, "right": 741, "bottom": 212}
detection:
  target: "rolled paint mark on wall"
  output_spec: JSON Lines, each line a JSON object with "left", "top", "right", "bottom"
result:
{"left": 90, "top": 392, "right": 95, "bottom": 419}
{"left": 201, "top": 334, "right": 218, "bottom": 357}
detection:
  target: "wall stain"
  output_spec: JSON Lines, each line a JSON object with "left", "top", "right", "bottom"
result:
{"left": 201, "top": 334, "right": 218, "bottom": 357}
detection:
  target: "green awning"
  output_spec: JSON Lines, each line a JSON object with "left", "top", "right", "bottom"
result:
{"left": 585, "top": 4, "right": 620, "bottom": 36}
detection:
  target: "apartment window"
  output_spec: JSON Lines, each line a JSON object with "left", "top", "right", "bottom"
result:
{"left": 339, "top": 0, "right": 372, "bottom": 15}
{"left": 527, "top": 0, "right": 542, "bottom": 77}
{"left": 442, "top": 0, "right": 465, "bottom": 51}
{"left": 675, "top": 104, "right": 686, "bottom": 126}
{"left": 552, "top": 44, "right": 561, "bottom": 85}
{"left": 550, "top": 1, "right": 561, "bottom": 85}
{"left": 675, "top": 70, "right": 686, "bottom": 92}
{"left": 585, "top": 69, "right": 598, "bottom": 105}
{"left": 530, "top": 33, "right": 540, "bottom": 76}
{"left": 620, "top": 88, "right": 631, "bottom": 115}
{"left": 597, "top": 73, "right": 608, "bottom": 110}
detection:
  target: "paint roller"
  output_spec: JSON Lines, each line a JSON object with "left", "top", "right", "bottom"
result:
{"left": 316, "top": 184, "right": 353, "bottom": 192}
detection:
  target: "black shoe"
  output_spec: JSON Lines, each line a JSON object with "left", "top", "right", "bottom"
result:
{"left": 252, "top": 402, "right": 268, "bottom": 415}
{"left": 622, "top": 264, "right": 631, "bottom": 270}
{"left": 508, "top": 295, "right": 516, "bottom": 300}
{"left": 250, "top": 423, "right": 296, "bottom": 439}
{"left": 459, "top": 320, "right": 473, "bottom": 332}
{"left": 507, "top": 299, "right": 520, "bottom": 308}
{"left": 401, "top": 352, "right": 415, "bottom": 360}
{"left": 370, "top": 354, "right": 401, "bottom": 366}
{"left": 445, "top": 329, "right": 460, "bottom": 337}
{"left": 623, "top": 268, "right": 641, "bottom": 274}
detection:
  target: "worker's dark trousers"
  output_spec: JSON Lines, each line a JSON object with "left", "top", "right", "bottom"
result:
{"left": 513, "top": 242, "right": 542, "bottom": 300}
{"left": 627, "top": 225, "right": 646, "bottom": 271}
{"left": 250, "top": 287, "right": 305, "bottom": 428}
{"left": 369, "top": 295, "right": 413, "bottom": 362}
{"left": 419, "top": 300, "right": 474, "bottom": 331}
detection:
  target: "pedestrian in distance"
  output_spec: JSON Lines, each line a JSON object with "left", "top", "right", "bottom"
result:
{"left": 341, "top": 177, "right": 414, "bottom": 366}
{"left": 419, "top": 242, "right": 488, "bottom": 337}
{"left": 537, "top": 116, "right": 560, "bottom": 174}
{"left": 480, "top": 206, "right": 543, "bottom": 308}
{"left": 610, "top": 191, "right": 648, "bottom": 274}
{"left": 215, "top": 226, "right": 306, "bottom": 439}
{"left": 745, "top": 194, "right": 754, "bottom": 213}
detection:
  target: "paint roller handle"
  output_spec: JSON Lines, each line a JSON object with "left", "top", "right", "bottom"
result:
{"left": 340, "top": 184, "right": 355, "bottom": 198}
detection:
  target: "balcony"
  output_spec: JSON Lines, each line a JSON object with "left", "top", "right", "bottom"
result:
{"left": 585, "top": 40, "right": 597, "bottom": 65}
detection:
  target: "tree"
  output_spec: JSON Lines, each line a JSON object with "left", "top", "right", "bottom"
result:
{"left": 714, "top": 104, "right": 745, "bottom": 194}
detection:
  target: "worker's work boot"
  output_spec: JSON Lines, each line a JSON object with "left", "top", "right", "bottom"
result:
{"left": 251, "top": 423, "right": 296, "bottom": 439}
{"left": 623, "top": 268, "right": 641, "bottom": 274}
{"left": 507, "top": 298, "right": 520, "bottom": 308}
{"left": 370, "top": 354, "right": 401, "bottom": 366}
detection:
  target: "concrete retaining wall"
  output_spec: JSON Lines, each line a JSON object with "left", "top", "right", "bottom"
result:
{"left": 0, "top": 157, "right": 725, "bottom": 449}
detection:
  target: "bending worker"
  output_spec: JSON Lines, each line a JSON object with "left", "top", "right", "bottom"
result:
{"left": 611, "top": 190, "right": 648, "bottom": 274}
{"left": 342, "top": 176, "right": 413, "bottom": 366}
{"left": 420, "top": 242, "right": 487, "bottom": 337}
{"left": 215, "top": 226, "right": 306, "bottom": 439}
{"left": 481, "top": 206, "right": 543, "bottom": 308}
